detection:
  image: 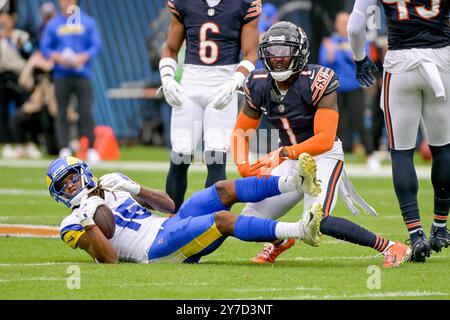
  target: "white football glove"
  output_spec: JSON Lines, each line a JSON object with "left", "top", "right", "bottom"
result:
{"left": 76, "top": 195, "right": 106, "bottom": 228}
{"left": 99, "top": 173, "right": 141, "bottom": 196}
{"left": 210, "top": 78, "right": 239, "bottom": 111}
{"left": 161, "top": 76, "right": 184, "bottom": 109}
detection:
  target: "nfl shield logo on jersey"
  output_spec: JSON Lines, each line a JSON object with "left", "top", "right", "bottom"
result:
{"left": 208, "top": 9, "right": 215, "bottom": 17}
{"left": 278, "top": 104, "right": 286, "bottom": 113}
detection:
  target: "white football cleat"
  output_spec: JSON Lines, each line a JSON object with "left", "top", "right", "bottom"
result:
{"left": 294, "top": 153, "right": 322, "bottom": 197}
{"left": 300, "top": 202, "right": 323, "bottom": 247}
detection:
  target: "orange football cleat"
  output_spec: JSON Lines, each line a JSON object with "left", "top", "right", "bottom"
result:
{"left": 382, "top": 241, "right": 412, "bottom": 268}
{"left": 252, "top": 239, "right": 296, "bottom": 264}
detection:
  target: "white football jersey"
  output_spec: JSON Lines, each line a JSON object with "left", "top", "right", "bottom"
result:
{"left": 59, "top": 191, "right": 168, "bottom": 263}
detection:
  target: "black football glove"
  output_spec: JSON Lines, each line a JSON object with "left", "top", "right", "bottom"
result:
{"left": 355, "top": 56, "right": 378, "bottom": 87}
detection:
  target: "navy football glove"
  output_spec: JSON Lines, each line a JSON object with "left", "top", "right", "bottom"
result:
{"left": 355, "top": 56, "right": 378, "bottom": 87}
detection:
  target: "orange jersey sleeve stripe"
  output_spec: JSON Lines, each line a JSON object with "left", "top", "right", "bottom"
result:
{"left": 312, "top": 70, "right": 335, "bottom": 105}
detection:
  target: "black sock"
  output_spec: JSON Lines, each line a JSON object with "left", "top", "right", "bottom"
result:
{"left": 430, "top": 144, "right": 450, "bottom": 228}
{"left": 205, "top": 151, "right": 227, "bottom": 188}
{"left": 166, "top": 152, "right": 191, "bottom": 213}
{"left": 391, "top": 148, "right": 423, "bottom": 241}
{"left": 320, "top": 216, "right": 390, "bottom": 252}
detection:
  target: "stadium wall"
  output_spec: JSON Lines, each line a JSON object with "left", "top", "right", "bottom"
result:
{"left": 16, "top": 0, "right": 166, "bottom": 141}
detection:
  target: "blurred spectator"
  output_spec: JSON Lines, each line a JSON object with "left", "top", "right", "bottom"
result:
{"left": 7, "top": 3, "right": 60, "bottom": 159}
{"left": 0, "top": 12, "right": 30, "bottom": 158}
{"left": 40, "top": 0, "right": 102, "bottom": 163}
{"left": 0, "top": 0, "right": 16, "bottom": 16}
{"left": 35, "top": 2, "right": 56, "bottom": 45}
{"left": 10, "top": 51, "right": 56, "bottom": 159}
{"left": 319, "top": 12, "right": 379, "bottom": 170}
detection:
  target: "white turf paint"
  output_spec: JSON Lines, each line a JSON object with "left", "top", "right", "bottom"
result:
{"left": 0, "top": 277, "right": 67, "bottom": 282}
{"left": 0, "top": 159, "right": 432, "bottom": 179}
{"left": 0, "top": 189, "right": 48, "bottom": 196}
{"left": 0, "top": 262, "right": 78, "bottom": 267}
{"left": 236, "top": 291, "right": 449, "bottom": 300}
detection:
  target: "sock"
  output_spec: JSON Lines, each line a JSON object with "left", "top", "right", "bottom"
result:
{"left": 165, "top": 152, "right": 191, "bottom": 213}
{"left": 233, "top": 216, "right": 277, "bottom": 242}
{"left": 278, "top": 176, "right": 298, "bottom": 194}
{"left": 433, "top": 197, "right": 449, "bottom": 228}
{"left": 429, "top": 144, "right": 450, "bottom": 228}
{"left": 205, "top": 151, "right": 227, "bottom": 188}
{"left": 275, "top": 222, "right": 302, "bottom": 239}
{"left": 391, "top": 148, "right": 423, "bottom": 241}
{"left": 234, "top": 176, "right": 281, "bottom": 203}
{"left": 320, "top": 216, "right": 391, "bottom": 252}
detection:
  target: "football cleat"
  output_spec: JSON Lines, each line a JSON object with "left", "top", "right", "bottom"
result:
{"left": 251, "top": 239, "right": 296, "bottom": 264}
{"left": 295, "top": 153, "right": 322, "bottom": 197}
{"left": 407, "top": 230, "right": 432, "bottom": 262}
{"left": 429, "top": 226, "right": 450, "bottom": 253}
{"left": 300, "top": 202, "right": 323, "bottom": 247}
{"left": 381, "top": 241, "right": 411, "bottom": 268}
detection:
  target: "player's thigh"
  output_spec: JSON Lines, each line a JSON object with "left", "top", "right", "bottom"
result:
{"left": 422, "top": 71, "right": 450, "bottom": 147}
{"left": 203, "top": 95, "right": 238, "bottom": 152}
{"left": 304, "top": 156, "right": 344, "bottom": 217}
{"left": 148, "top": 213, "right": 224, "bottom": 262}
{"left": 381, "top": 70, "right": 423, "bottom": 150}
{"left": 241, "top": 160, "right": 302, "bottom": 220}
{"left": 170, "top": 88, "right": 204, "bottom": 154}
{"left": 177, "top": 185, "right": 229, "bottom": 219}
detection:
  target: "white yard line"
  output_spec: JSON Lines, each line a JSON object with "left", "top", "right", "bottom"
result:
{"left": 0, "top": 159, "right": 432, "bottom": 179}
{"left": 0, "top": 277, "right": 67, "bottom": 282}
{"left": 0, "top": 262, "right": 78, "bottom": 267}
{"left": 236, "top": 291, "right": 449, "bottom": 300}
{"left": 0, "top": 190, "right": 48, "bottom": 196}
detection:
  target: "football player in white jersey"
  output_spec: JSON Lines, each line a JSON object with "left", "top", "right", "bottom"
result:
{"left": 348, "top": 0, "right": 450, "bottom": 262}
{"left": 159, "top": 0, "right": 261, "bottom": 213}
{"left": 48, "top": 156, "right": 324, "bottom": 264}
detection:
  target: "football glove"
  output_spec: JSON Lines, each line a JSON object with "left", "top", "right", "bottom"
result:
{"left": 250, "top": 147, "right": 289, "bottom": 172}
{"left": 355, "top": 56, "right": 378, "bottom": 87}
{"left": 161, "top": 76, "right": 184, "bottom": 109}
{"left": 210, "top": 78, "right": 240, "bottom": 110}
{"left": 99, "top": 173, "right": 141, "bottom": 196}
{"left": 76, "top": 196, "right": 105, "bottom": 228}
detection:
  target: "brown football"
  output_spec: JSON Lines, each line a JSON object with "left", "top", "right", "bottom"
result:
{"left": 94, "top": 205, "right": 116, "bottom": 239}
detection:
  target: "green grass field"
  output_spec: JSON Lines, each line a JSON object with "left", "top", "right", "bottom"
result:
{"left": 0, "top": 146, "right": 449, "bottom": 300}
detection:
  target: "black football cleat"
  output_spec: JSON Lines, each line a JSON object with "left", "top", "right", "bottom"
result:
{"left": 407, "top": 230, "right": 432, "bottom": 262}
{"left": 429, "top": 226, "right": 450, "bottom": 253}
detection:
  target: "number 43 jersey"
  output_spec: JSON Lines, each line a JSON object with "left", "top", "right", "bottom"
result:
{"left": 168, "top": 0, "right": 261, "bottom": 66}
{"left": 59, "top": 191, "right": 168, "bottom": 263}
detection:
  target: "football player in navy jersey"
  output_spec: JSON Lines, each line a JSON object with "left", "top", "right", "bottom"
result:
{"left": 159, "top": 0, "right": 261, "bottom": 213}
{"left": 348, "top": 0, "right": 450, "bottom": 262}
{"left": 231, "top": 21, "right": 411, "bottom": 268}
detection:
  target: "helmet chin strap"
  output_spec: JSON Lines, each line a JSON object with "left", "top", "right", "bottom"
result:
{"left": 270, "top": 69, "right": 299, "bottom": 82}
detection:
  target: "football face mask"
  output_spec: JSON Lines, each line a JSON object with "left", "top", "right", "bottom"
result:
{"left": 259, "top": 21, "right": 310, "bottom": 82}
{"left": 47, "top": 157, "right": 97, "bottom": 208}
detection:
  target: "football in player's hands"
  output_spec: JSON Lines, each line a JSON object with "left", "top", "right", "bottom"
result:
{"left": 94, "top": 205, "right": 116, "bottom": 239}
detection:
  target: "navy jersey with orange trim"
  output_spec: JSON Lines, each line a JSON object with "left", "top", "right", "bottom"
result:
{"left": 168, "top": 0, "right": 261, "bottom": 66}
{"left": 381, "top": 0, "right": 450, "bottom": 50}
{"left": 244, "top": 65, "right": 340, "bottom": 147}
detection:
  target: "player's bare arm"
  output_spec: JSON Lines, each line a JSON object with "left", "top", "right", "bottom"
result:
{"left": 238, "top": 18, "right": 260, "bottom": 78}
{"left": 161, "top": 15, "right": 185, "bottom": 60}
{"left": 77, "top": 226, "right": 119, "bottom": 264}
{"left": 133, "top": 187, "right": 175, "bottom": 214}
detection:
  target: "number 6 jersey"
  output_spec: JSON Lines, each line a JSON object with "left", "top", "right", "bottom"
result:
{"left": 168, "top": 0, "right": 261, "bottom": 66}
